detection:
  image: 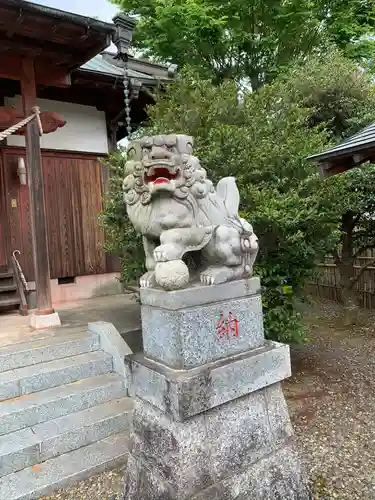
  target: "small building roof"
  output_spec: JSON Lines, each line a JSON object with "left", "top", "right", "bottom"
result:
{"left": 307, "top": 121, "right": 375, "bottom": 177}
{"left": 79, "top": 53, "right": 173, "bottom": 87}
{"left": 308, "top": 121, "right": 375, "bottom": 162}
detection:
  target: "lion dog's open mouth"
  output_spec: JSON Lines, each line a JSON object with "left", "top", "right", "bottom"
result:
{"left": 144, "top": 167, "right": 180, "bottom": 185}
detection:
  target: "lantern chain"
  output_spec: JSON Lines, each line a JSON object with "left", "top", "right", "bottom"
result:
{"left": 123, "top": 54, "right": 132, "bottom": 137}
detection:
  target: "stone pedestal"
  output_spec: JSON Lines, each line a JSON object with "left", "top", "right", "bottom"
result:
{"left": 30, "top": 311, "right": 61, "bottom": 329}
{"left": 124, "top": 278, "right": 310, "bottom": 500}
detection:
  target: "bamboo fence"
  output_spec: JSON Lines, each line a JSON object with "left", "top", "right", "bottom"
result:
{"left": 308, "top": 249, "right": 375, "bottom": 308}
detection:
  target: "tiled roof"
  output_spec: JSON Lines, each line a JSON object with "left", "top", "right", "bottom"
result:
{"left": 80, "top": 54, "right": 169, "bottom": 83}
{"left": 308, "top": 121, "right": 375, "bottom": 162}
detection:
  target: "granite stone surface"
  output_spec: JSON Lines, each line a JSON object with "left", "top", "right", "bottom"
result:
{"left": 264, "top": 383, "right": 294, "bottom": 447}
{"left": 124, "top": 394, "right": 308, "bottom": 500}
{"left": 0, "top": 432, "right": 130, "bottom": 500}
{"left": 18, "top": 352, "right": 113, "bottom": 396}
{"left": 0, "top": 330, "right": 98, "bottom": 373}
{"left": 34, "top": 398, "right": 132, "bottom": 461}
{"left": 141, "top": 293, "right": 264, "bottom": 368}
{"left": 191, "top": 443, "right": 310, "bottom": 500}
{"left": 140, "top": 278, "right": 261, "bottom": 310}
{"left": 125, "top": 442, "right": 310, "bottom": 500}
{"left": 124, "top": 454, "right": 175, "bottom": 500}
{"left": 88, "top": 321, "right": 132, "bottom": 381}
{"left": 125, "top": 277, "right": 308, "bottom": 500}
{"left": 0, "top": 371, "right": 19, "bottom": 401}
{"left": 0, "top": 427, "right": 40, "bottom": 478}
{"left": 130, "top": 398, "right": 212, "bottom": 497}
{"left": 126, "top": 382, "right": 296, "bottom": 499}
{"left": 126, "top": 341, "right": 291, "bottom": 420}
{"left": 0, "top": 373, "right": 126, "bottom": 436}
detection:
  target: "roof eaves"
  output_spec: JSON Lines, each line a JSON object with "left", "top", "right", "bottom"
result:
{"left": 307, "top": 121, "right": 375, "bottom": 163}
{"left": 308, "top": 140, "right": 375, "bottom": 162}
{"left": 77, "top": 68, "right": 172, "bottom": 87}
{"left": 2, "top": 0, "right": 116, "bottom": 34}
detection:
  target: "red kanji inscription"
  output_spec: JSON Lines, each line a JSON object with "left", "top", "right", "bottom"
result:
{"left": 216, "top": 311, "right": 239, "bottom": 339}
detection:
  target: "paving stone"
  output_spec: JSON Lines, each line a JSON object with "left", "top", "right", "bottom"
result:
{"left": 0, "top": 329, "right": 98, "bottom": 373}
{"left": 0, "top": 370, "right": 19, "bottom": 401}
{"left": 0, "top": 373, "right": 126, "bottom": 436}
{"left": 33, "top": 398, "right": 133, "bottom": 461}
{"left": 14, "top": 351, "right": 113, "bottom": 396}
{"left": 0, "top": 432, "right": 130, "bottom": 500}
{"left": 0, "top": 428, "right": 40, "bottom": 478}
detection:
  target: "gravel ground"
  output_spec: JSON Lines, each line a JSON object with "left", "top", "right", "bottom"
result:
{"left": 284, "top": 299, "right": 375, "bottom": 499}
{"left": 41, "top": 299, "right": 375, "bottom": 499}
{"left": 41, "top": 467, "right": 125, "bottom": 500}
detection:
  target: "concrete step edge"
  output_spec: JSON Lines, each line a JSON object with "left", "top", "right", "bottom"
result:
{"left": 0, "top": 351, "right": 114, "bottom": 401}
{"left": 0, "top": 331, "right": 99, "bottom": 373}
{"left": 0, "top": 373, "right": 126, "bottom": 436}
{"left": 0, "top": 432, "right": 130, "bottom": 500}
{"left": 0, "top": 398, "right": 133, "bottom": 477}
{"left": 0, "top": 326, "right": 90, "bottom": 350}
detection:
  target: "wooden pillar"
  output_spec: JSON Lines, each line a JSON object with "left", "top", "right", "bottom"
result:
{"left": 20, "top": 57, "right": 54, "bottom": 314}
{"left": 107, "top": 122, "right": 118, "bottom": 153}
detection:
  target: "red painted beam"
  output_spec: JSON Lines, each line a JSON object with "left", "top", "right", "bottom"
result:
{"left": 0, "top": 107, "right": 66, "bottom": 135}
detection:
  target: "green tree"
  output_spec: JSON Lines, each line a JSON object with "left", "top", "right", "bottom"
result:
{"left": 320, "top": 0, "right": 375, "bottom": 73}
{"left": 100, "top": 150, "right": 145, "bottom": 289}
{"left": 111, "top": 0, "right": 375, "bottom": 84}
{"left": 101, "top": 52, "right": 375, "bottom": 339}
{"left": 319, "top": 165, "right": 375, "bottom": 325}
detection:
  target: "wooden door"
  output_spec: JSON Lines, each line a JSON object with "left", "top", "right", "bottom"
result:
{"left": 1, "top": 147, "right": 109, "bottom": 281}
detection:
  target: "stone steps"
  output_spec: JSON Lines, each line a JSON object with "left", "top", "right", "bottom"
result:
{"left": 0, "top": 432, "right": 129, "bottom": 500}
{"left": 0, "top": 372, "right": 127, "bottom": 436}
{"left": 0, "top": 324, "right": 133, "bottom": 498}
{"left": 0, "top": 329, "right": 99, "bottom": 372}
{"left": 0, "top": 398, "right": 132, "bottom": 478}
{"left": 0, "top": 351, "right": 113, "bottom": 402}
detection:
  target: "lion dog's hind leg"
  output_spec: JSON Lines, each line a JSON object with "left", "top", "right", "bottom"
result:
{"left": 200, "top": 225, "right": 246, "bottom": 285}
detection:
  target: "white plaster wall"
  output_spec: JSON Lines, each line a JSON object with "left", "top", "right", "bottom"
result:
{"left": 5, "top": 96, "right": 109, "bottom": 154}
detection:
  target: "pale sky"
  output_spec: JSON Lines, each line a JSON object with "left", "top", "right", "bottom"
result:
{"left": 29, "top": 0, "right": 120, "bottom": 23}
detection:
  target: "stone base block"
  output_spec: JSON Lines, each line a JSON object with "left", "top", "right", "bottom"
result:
{"left": 30, "top": 312, "right": 61, "bottom": 330}
{"left": 140, "top": 278, "right": 264, "bottom": 369}
{"left": 126, "top": 341, "right": 291, "bottom": 420}
{"left": 124, "top": 383, "right": 309, "bottom": 500}
{"left": 124, "top": 444, "right": 310, "bottom": 500}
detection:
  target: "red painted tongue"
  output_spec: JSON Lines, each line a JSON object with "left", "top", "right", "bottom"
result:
{"left": 154, "top": 178, "right": 169, "bottom": 184}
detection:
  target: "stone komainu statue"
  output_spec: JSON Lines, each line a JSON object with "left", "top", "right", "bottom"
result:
{"left": 123, "top": 134, "right": 258, "bottom": 290}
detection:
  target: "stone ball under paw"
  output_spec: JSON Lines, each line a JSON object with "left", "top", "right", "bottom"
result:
{"left": 155, "top": 260, "right": 189, "bottom": 290}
